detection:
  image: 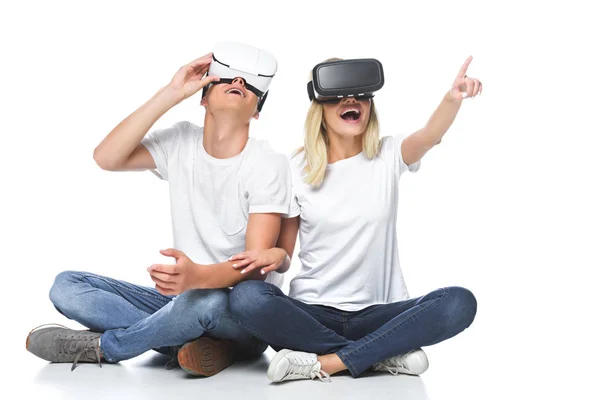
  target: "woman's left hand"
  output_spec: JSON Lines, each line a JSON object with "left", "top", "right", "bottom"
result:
{"left": 229, "top": 248, "right": 288, "bottom": 275}
{"left": 449, "top": 56, "right": 482, "bottom": 101}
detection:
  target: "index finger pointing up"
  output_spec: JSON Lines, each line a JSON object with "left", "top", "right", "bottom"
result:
{"left": 456, "top": 56, "right": 473, "bottom": 80}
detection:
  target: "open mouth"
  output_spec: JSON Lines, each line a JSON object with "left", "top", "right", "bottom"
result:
{"left": 225, "top": 88, "right": 245, "bottom": 97}
{"left": 340, "top": 108, "right": 361, "bottom": 122}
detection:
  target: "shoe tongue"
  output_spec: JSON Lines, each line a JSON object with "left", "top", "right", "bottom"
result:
{"left": 286, "top": 358, "right": 317, "bottom": 379}
{"left": 78, "top": 342, "right": 99, "bottom": 360}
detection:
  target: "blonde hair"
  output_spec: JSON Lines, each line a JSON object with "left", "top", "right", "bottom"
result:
{"left": 296, "top": 58, "right": 381, "bottom": 188}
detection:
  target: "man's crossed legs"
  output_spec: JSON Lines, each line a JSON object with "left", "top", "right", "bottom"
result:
{"left": 26, "top": 271, "right": 267, "bottom": 374}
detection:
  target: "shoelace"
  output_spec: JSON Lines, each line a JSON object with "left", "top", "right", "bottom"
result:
{"left": 381, "top": 363, "right": 407, "bottom": 376}
{"left": 376, "top": 354, "right": 411, "bottom": 376}
{"left": 285, "top": 355, "right": 331, "bottom": 383}
{"left": 70, "top": 337, "right": 102, "bottom": 371}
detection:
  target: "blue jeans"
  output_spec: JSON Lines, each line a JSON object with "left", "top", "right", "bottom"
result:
{"left": 229, "top": 281, "right": 477, "bottom": 377}
{"left": 49, "top": 271, "right": 267, "bottom": 362}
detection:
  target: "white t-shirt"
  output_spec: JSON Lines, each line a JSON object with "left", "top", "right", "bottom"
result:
{"left": 286, "top": 134, "right": 421, "bottom": 311}
{"left": 141, "top": 121, "right": 290, "bottom": 287}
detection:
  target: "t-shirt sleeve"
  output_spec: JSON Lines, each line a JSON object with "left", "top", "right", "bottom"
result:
{"left": 246, "top": 153, "right": 292, "bottom": 214}
{"left": 380, "top": 134, "right": 421, "bottom": 178}
{"left": 283, "top": 153, "right": 302, "bottom": 219}
{"left": 285, "top": 185, "right": 301, "bottom": 218}
{"left": 141, "top": 121, "right": 187, "bottom": 181}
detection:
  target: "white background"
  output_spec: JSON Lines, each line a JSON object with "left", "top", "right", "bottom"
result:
{"left": 1, "top": 1, "right": 598, "bottom": 399}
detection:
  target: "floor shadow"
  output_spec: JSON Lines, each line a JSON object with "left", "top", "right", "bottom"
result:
{"left": 266, "top": 372, "right": 431, "bottom": 400}
{"left": 32, "top": 362, "right": 131, "bottom": 400}
{"left": 230, "top": 353, "right": 270, "bottom": 372}
{"left": 30, "top": 354, "right": 431, "bottom": 400}
{"left": 135, "top": 352, "right": 173, "bottom": 369}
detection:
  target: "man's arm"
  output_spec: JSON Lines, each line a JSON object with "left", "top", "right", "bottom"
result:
{"left": 193, "top": 213, "right": 282, "bottom": 289}
{"left": 228, "top": 215, "right": 300, "bottom": 275}
{"left": 271, "top": 216, "right": 299, "bottom": 273}
{"left": 93, "top": 89, "right": 179, "bottom": 171}
{"left": 93, "top": 53, "right": 218, "bottom": 171}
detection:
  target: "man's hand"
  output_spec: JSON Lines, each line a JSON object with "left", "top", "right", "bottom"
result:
{"left": 147, "top": 249, "right": 201, "bottom": 295}
{"left": 230, "top": 248, "right": 288, "bottom": 275}
{"left": 167, "top": 53, "right": 220, "bottom": 102}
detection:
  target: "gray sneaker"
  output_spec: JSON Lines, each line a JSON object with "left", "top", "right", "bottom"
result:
{"left": 163, "top": 345, "right": 182, "bottom": 370}
{"left": 26, "top": 324, "right": 103, "bottom": 371}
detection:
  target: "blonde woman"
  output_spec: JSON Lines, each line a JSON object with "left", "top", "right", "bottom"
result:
{"left": 227, "top": 56, "right": 482, "bottom": 382}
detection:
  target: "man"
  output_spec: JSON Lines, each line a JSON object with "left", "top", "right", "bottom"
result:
{"left": 26, "top": 42, "right": 291, "bottom": 377}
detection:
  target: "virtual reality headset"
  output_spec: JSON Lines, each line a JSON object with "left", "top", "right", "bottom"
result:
{"left": 307, "top": 58, "right": 384, "bottom": 103}
{"left": 202, "top": 41, "right": 277, "bottom": 112}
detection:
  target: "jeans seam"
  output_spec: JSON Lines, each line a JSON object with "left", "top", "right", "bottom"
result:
{"left": 351, "top": 299, "right": 418, "bottom": 321}
{"left": 232, "top": 317, "right": 282, "bottom": 350}
{"left": 337, "top": 349, "right": 359, "bottom": 376}
{"left": 80, "top": 273, "right": 167, "bottom": 301}
{"left": 108, "top": 295, "right": 152, "bottom": 318}
{"left": 342, "top": 288, "right": 448, "bottom": 358}
{"left": 75, "top": 273, "right": 165, "bottom": 318}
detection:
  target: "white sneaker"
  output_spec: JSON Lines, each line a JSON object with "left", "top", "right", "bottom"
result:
{"left": 372, "top": 348, "right": 429, "bottom": 376}
{"left": 267, "top": 349, "right": 331, "bottom": 383}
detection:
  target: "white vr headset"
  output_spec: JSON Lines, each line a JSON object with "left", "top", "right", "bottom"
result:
{"left": 202, "top": 41, "right": 277, "bottom": 112}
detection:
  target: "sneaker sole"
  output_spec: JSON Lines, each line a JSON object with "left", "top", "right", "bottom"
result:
{"left": 177, "top": 337, "right": 235, "bottom": 377}
{"left": 266, "top": 349, "right": 294, "bottom": 382}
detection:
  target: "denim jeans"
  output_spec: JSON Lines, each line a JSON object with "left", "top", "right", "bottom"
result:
{"left": 229, "top": 281, "right": 477, "bottom": 377}
{"left": 49, "top": 271, "right": 267, "bottom": 362}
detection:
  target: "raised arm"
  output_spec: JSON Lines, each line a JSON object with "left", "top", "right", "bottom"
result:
{"left": 93, "top": 53, "right": 219, "bottom": 171}
{"left": 401, "top": 56, "right": 482, "bottom": 165}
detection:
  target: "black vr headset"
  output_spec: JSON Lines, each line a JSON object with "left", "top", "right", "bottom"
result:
{"left": 307, "top": 58, "right": 384, "bottom": 103}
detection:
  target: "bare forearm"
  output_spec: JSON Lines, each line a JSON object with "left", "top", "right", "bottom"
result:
{"left": 194, "top": 261, "right": 266, "bottom": 289}
{"left": 274, "top": 216, "right": 297, "bottom": 274}
{"left": 402, "top": 91, "right": 463, "bottom": 164}
{"left": 423, "top": 91, "right": 463, "bottom": 144}
{"left": 93, "top": 87, "right": 183, "bottom": 169}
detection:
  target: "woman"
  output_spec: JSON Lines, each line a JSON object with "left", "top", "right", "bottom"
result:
{"left": 227, "top": 56, "right": 482, "bottom": 383}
